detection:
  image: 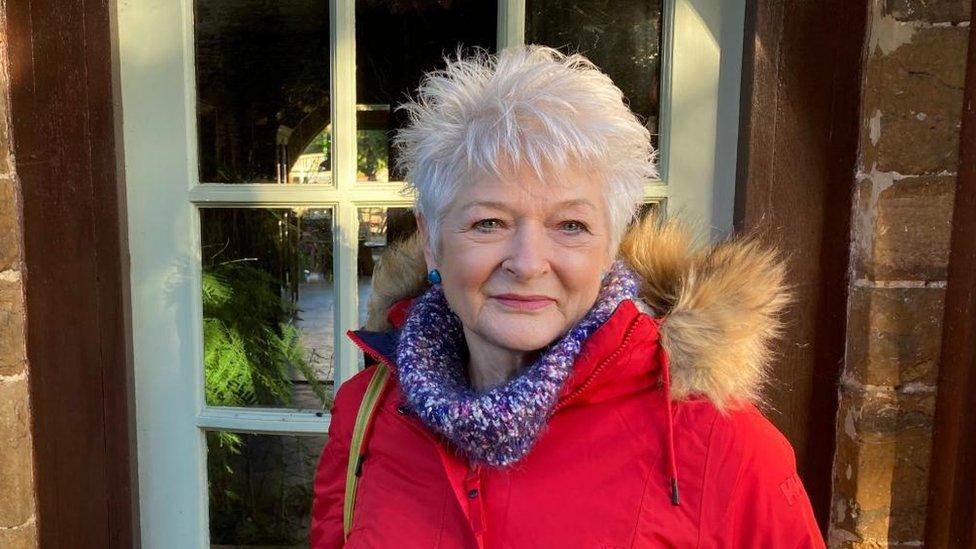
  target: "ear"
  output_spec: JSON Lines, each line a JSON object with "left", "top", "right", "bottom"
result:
{"left": 415, "top": 211, "right": 437, "bottom": 270}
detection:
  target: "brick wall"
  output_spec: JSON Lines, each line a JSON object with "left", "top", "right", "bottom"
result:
{"left": 0, "top": 8, "right": 37, "bottom": 549}
{"left": 829, "top": 0, "right": 971, "bottom": 546}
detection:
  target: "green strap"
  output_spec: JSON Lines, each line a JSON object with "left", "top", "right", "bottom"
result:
{"left": 343, "top": 363, "right": 391, "bottom": 541}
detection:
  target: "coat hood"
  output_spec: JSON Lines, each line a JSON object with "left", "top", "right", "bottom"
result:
{"left": 361, "top": 214, "right": 791, "bottom": 413}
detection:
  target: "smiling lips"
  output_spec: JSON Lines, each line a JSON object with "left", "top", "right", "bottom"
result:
{"left": 492, "top": 294, "right": 556, "bottom": 311}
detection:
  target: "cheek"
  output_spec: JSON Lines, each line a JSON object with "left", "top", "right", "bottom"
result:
{"left": 560, "top": 244, "right": 607, "bottom": 280}
{"left": 438, "top": 240, "right": 502, "bottom": 315}
{"left": 443, "top": 244, "right": 499, "bottom": 286}
{"left": 555, "top": 247, "right": 608, "bottom": 310}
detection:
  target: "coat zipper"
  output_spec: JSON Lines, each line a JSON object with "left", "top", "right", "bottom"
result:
{"left": 552, "top": 316, "right": 642, "bottom": 413}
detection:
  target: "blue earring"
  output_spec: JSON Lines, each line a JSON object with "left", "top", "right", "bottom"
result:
{"left": 427, "top": 269, "right": 442, "bottom": 285}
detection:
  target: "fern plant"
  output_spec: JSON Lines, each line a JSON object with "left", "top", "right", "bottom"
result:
{"left": 202, "top": 261, "right": 329, "bottom": 410}
{"left": 202, "top": 258, "right": 332, "bottom": 545}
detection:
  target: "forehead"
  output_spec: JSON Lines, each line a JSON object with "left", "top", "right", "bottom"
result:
{"left": 456, "top": 162, "right": 606, "bottom": 212}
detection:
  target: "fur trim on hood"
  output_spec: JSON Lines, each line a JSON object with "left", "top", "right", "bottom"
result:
{"left": 362, "top": 214, "right": 791, "bottom": 412}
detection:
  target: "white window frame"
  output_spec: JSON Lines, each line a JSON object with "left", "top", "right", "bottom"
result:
{"left": 117, "top": 0, "right": 743, "bottom": 546}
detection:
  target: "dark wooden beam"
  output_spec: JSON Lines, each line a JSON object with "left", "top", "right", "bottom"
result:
{"left": 925, "top": 4, "right": 976, "bottom": 546}
{"left": 735, "top": 0, "right": 868, "bottom": 533}
{"left": 6, "top": 0, "right": 138, "bottom": 546}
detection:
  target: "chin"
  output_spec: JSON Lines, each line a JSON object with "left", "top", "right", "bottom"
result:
{"left": 483, "top": 318, "right": 564, "bottom": 352}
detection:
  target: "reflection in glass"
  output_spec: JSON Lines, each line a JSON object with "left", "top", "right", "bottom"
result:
{"left": 357, "top": 207, "right": 417, "bottom": 328}
{"left": 357, "top": 105, "right": 390, "bottom": 182}
{"left": 526, "top": 0, "right": 664, "bottom": 151}
{"left": 355, "top": 0, "right": 497, "bottom": 182}
{"left": 207, "top": 431, "right": 327, "bottom": 547}
{"left": 194, "top": 0, "right": 332, "bottom": 183}
{"left": 288, "top": 127, "right": 332, "bottom": 185}
{"left": 200, "top": 208, "right": 335, "bottom": 410}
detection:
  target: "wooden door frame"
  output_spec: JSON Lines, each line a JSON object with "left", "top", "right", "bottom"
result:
{"left": 7, "top": 0, "right": 138, "bottom": 546}
{"left": 5, "top": 0, "right": 872, "bottom": 545}
{"left": 734, "top": 0, "right": 869, "bottom": 533}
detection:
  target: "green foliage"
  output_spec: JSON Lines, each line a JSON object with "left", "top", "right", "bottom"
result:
{"left": 202, "top": 259, "right": 331, "bottom": 545}
{"left": 357, "top": 129, "right": 388, "bottom": 181}
{"left": 202, "top": 261, "right": 329, "bottom": 408}
{"left": 317, "top": 130, "right": 331, "bottom": 160}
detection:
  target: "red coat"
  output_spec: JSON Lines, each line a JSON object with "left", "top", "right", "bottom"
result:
{"left": 311, "top": 219, "right": 826, "bottom": 548}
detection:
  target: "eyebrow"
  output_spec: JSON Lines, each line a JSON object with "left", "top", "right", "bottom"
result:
{"left": 461, "top": 199, "right": 598, "bottom": 213}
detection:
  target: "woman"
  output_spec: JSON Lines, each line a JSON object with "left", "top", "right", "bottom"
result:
{"left": 311, "top": 45, "right": 825, "bottom": 548}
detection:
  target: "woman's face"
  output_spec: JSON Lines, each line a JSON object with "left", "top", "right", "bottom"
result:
{"left": 420, "top": 162, "right": 614, "bottom": 353}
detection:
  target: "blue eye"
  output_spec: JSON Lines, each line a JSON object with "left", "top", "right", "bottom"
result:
{"left": 474, "top": 219, "right": 504, "bottom": 232}
{"left": 560, "top": 220, "right": 589, "bottom": 233}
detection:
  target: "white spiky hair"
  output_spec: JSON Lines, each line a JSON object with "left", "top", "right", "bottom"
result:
{"left": 392, "top": 44, "right": 658, "bottom": 256}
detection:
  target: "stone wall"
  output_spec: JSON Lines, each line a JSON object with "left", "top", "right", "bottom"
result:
{"left": 829, "top": 0, "right": 971, "bottom": 546}
{"left": 0, "top": 8, "right": 36, "bottom": 549}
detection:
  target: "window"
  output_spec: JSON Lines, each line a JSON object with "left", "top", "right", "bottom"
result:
{"left": 118, "top": 0, "right": 744, "bottom": 545}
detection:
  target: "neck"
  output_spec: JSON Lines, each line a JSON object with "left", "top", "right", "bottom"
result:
{"left": 462, "top": 326, "right": 539, "bottom": 392}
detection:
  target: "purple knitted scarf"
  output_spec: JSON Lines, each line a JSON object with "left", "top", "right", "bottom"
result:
{"left": 394, "top": 260, "right": 639, "bottom": 468}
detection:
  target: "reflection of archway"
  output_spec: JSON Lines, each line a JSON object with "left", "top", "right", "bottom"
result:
{"left": 278, "top": 102, "right": 397, "bottom": 183}
{"left": 275, "top": 102, "right": 332, "bottom": 184}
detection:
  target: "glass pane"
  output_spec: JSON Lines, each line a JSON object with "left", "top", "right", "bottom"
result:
{"left": 194, "top": 1, "right": 332, "bottom": 184}
{"left": 355, "top": 0, "right": 498, "bottom": 182}
{"left": 207, "top": 431, "right": 327, "bottom": 547}
{"left": 525, "top": 0, "right": 664, "bottom": 151}
{"left": 200, "top": 207, "right": 335, "bottom": 410}
{"left": 358, "top": 207, "right": 418, "bottom": 328}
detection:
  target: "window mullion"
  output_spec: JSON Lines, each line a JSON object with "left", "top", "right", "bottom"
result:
{"left": 498, "top": 0, "right": 525, "bottom": 49}
{"left": 332, "top": 0, "right": 360, "bottom": 388}
{"left": 332, "top": 0, "right": 357, "bottom": 194}
{"left": 333, "top": 201, "right": 360, "bottom": 387}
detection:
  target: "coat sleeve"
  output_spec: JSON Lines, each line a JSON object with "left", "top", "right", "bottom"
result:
{"left": 310, "top": 372, "right": 368, "bottom": 548}
{"left": 698, "top": 405, "right": 826, "bottom": 548}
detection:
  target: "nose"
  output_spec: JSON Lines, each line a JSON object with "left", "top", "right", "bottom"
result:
{"left": 502, "top": 222, "right": 551, "bottom": 280}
